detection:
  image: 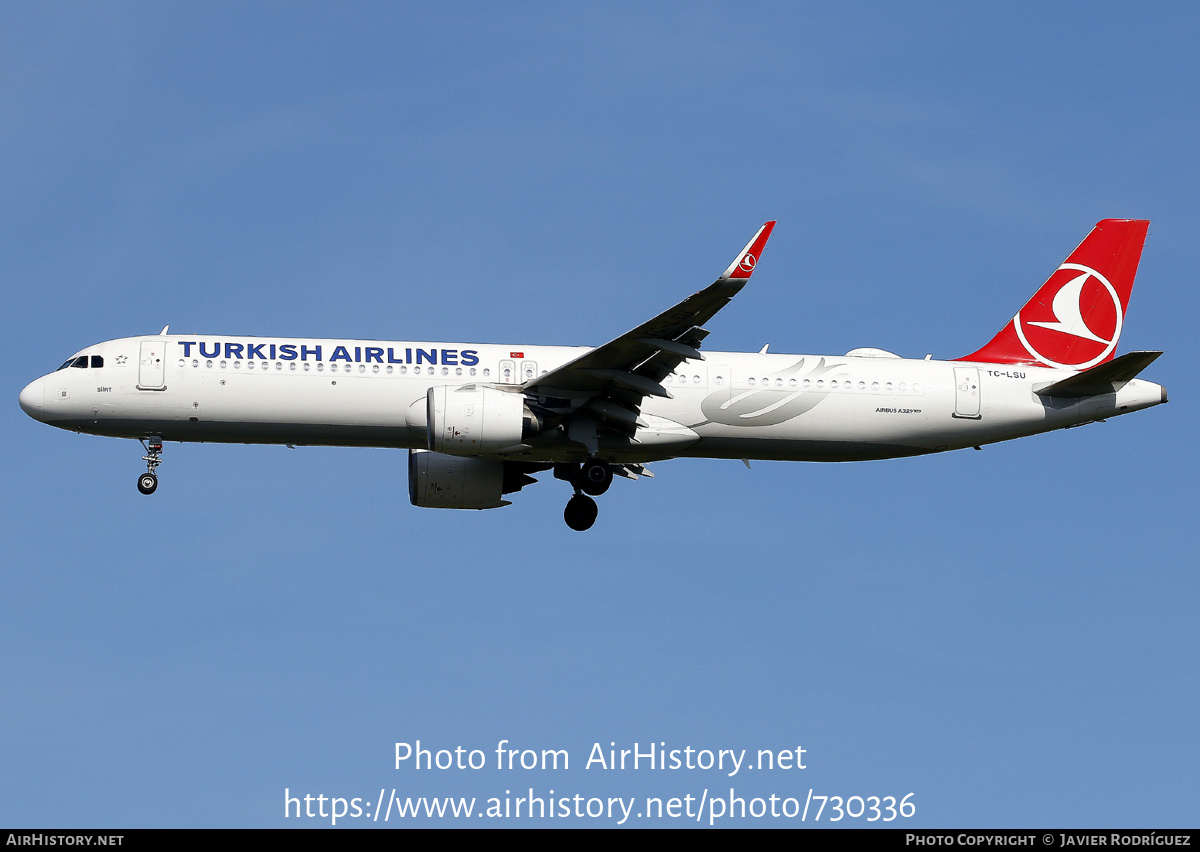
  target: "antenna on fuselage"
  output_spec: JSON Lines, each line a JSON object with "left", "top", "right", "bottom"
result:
{"left": 159, "top": 324, "right": 170, "bottom": 335}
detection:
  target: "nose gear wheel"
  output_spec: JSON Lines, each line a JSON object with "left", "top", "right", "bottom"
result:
{"left": 138, "top": 436, "right": 163, "bottom": 495}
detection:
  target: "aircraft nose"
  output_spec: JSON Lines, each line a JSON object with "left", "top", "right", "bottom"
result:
{"left": 19, "top": 377, "right": 46, "bottom": 420}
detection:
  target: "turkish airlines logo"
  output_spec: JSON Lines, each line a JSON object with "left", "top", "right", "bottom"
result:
{"left": 738, "top": 253, "right": 756, "bottom": 273}
{"left": 1014, "top": 262, "right": 1122, "bottom": 369}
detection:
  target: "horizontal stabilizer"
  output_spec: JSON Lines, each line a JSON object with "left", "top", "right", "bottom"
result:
{"left": 1035, "top": 350, "right": 1162, "bottom": 398}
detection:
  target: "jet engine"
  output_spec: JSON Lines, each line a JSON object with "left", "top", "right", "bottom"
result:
{"left": 408, "top": 449, "right": 539, "bottom": 509}
{"left": 426, "top": 384, "right": 540, "bottom": 456}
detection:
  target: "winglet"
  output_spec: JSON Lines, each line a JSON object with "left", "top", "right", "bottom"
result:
{"left": 719, "top": 221, "right": 776, "bottom": 281}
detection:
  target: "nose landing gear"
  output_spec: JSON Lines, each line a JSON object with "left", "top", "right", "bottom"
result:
{"left": 137, "top": 437, "right": 163, "bottom": 495}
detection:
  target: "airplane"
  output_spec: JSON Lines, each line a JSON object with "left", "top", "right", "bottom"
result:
{"left": 18, "top": 219, "right": 1166, "bottom": 531}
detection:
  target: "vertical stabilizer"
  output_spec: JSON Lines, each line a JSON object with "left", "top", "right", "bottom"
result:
{"left": 959, "top": 219, "right": 1149, "bottom": 369}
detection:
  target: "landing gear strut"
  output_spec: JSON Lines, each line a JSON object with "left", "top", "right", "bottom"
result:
{"left": 138, "top": 436, "right": 162, "bottom": 495}
{"left": 557, "top": 457, "right": 613, "bottom": 530}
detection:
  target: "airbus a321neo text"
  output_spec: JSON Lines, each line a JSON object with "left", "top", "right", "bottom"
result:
{"left": 19, "top": 219, "right": 1167, "bottom": 530}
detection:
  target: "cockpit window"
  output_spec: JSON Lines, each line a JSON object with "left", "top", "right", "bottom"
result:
{"left": 71, "top": 356, "right": 88, "bottom": 369}
{"left": 57, "top": 359, "right": 74, "bottom": 371}
{"left": 90, "top": 355, "right": 103, "bottom": 368}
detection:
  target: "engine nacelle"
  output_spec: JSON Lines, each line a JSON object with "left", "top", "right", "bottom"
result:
{"left": 408, "top": 449, "right": 507, "bottom": 509}
{"left": 426, "top": 384, "right": 538, "bottom": 456}
{"left": 408, "top": 449, "right": 541, "bottom": 510}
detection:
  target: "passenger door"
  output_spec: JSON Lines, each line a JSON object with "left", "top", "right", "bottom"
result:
{"left": 138, "top": 340, "right": 166, "bottom": 390}
{"left": 953, "top": 366, "right": 981, "bottom": 419}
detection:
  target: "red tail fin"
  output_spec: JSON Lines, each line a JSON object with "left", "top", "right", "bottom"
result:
{"left": 959, "top": 219, "right": 1149, "bottom": 369}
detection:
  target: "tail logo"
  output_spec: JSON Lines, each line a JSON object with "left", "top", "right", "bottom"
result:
{"left": 1014, "top": 262, "right": 1123, "bottom": 370}
{"left": 738, "top": 253, "right": 756, "bottom": 273}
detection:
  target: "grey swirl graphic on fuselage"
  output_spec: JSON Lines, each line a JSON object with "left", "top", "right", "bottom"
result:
{"left": 692, "top": 357, "right": 850, "bottom": 428}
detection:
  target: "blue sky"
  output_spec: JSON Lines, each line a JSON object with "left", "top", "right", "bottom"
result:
{"left": 2, "top": 2, "right": 1197, "bottom": 827}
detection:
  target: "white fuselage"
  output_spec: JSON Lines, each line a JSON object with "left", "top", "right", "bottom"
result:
{"left": 19, "top": 334, "right": 1167, "bottom": 463}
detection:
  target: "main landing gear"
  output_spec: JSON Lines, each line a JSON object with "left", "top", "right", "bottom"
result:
{"left": 137, "top": 436, "right": 163, "bottom": 495}
{"left": 564, "top": 493, "right": 598, "bottom": 532}
{"left": 579, "top": 458, "right": 613, "bottom": 496}
{"left": 559, "top": 457, "right": 614, "bottom": 531}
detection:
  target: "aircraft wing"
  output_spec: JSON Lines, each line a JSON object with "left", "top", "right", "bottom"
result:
{"left": 524, "top": 221, "right": 775, "bottom": 429}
